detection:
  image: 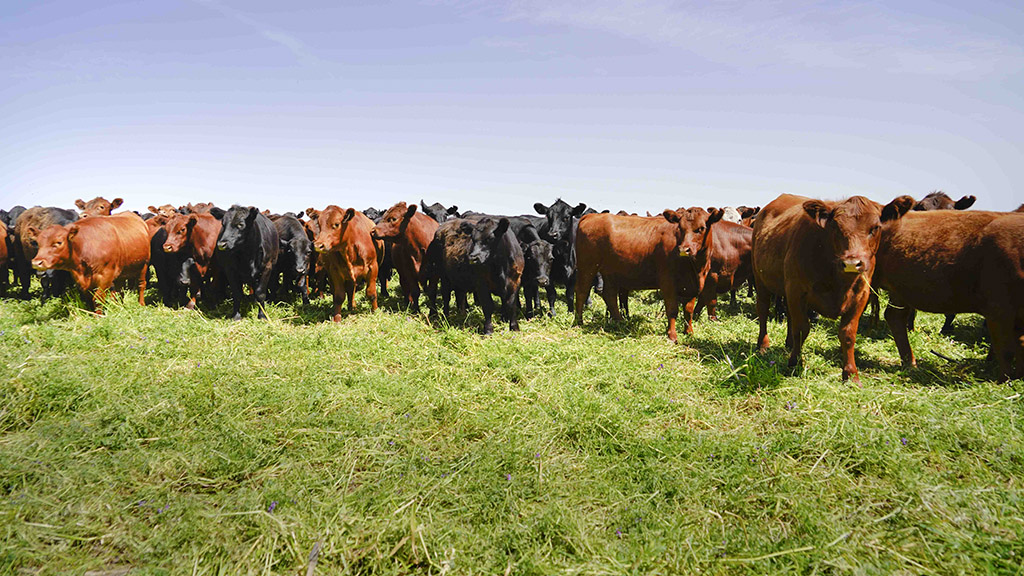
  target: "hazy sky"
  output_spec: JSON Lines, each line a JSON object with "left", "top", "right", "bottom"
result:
{"left": 3, "top": 0, "right": 1022, "bottom": 215}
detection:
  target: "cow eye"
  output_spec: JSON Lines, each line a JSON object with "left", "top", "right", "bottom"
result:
{"left": 333, "top": 223, "right": 340, "bottom": 229}
{"left": 696, "top": 227, "right": 705, "bottom": 234}
{"left": 868, "top": 225, "right": 880, "bottom": 237}
{"left": 237, "top": 224, "right": 244, "bottom": 229}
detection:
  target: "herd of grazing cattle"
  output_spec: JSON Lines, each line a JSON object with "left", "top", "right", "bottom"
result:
{"left": 2, "top": 192, "right": 1024, "bottom": 382}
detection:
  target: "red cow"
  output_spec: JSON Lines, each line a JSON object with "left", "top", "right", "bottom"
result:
{"left": 308, "top": 206, "right": 384, "bottom": 320}
{"left": 574, "top": 208, "right": 723, "bottom": 342}
{"left": 30, "top": 212, "right": 151, "bottom": 312}
{"left": 75, "top": 197, "right": 123, "bottom": 218}
{"left": 874, "top": 210, "right": 1024, "bottom": 380}
{"left": 162, "top": 212, "right": 223, "bottom": 309}
{"left": 752, "top": 194, "right": 914, "bottom": 381}
{"left": 0, "top": 220, "right": 8, "bottom": 273}
{"left": 370, "top": 202, "right": 438, "bottom": 312}
{"left": 148, "top": 205, "right": 179, "bottom": 219}
{"left": 692, "top": 220, "right": 752, "bottom": 321}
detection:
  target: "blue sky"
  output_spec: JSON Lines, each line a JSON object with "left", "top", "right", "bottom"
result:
{"left": 2, "top": 0, "right": 1022, "bottom": 215}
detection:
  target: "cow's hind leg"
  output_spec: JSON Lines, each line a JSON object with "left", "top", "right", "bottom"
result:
{"left": 755, "top": 281, "right": 771, "bottom": 353}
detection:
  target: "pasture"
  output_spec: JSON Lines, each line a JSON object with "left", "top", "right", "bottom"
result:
{"left": 1, "top": 286, "right": 1022, "bottom": 574}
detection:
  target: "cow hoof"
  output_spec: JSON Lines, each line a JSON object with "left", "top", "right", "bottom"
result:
{"left": 232, "top": 314, "right": 242, "bottom": 321}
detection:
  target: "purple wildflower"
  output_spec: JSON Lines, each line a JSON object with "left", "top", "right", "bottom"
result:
{"left": 506, "top": 474, "right": 511, "bottom": 481}
{"left": 616, "top": 530, "right": 623, "bottom": 538}
{"left": 268, "top": 501, "right": 277, "bottom": 513}
{"left": 901, "top": 437, "right": 908, "bottom": 446}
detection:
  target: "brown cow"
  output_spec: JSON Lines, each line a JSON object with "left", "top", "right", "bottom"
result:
{"left": 0, "top": 220, "right": 8, "bottom": 275}
{"left": 1015, "top": 203, "right": 1024, "bottom": 213}
{"left": 162, "top": 212, "right": 223, "bottom": 310}
{"left": 574, "top": 208, "right": 723, "bottom": 342}
{"left": 752, "top": 193, "right": 914, "bottom": 381}
{"left": 75, "top": 197, "right": 123, "bottom": 218}
{"left": 370, "top": 202, "right": 439, "bottom": 312}
{"left": 30, "top": 212, "right": 150, "bottom": 312}
{"left": 13, "top": 206, "right": 79, "bottom": 300}
{"left": 148, "top": 204, "right": 179, "bottom": 219}
{"left": 874, "top": 210, "right": 1024, "bottom": 380}
{"left": 692, "top": 220, "right": 752, "bottom": 321}
{"left": 308, "top": 206, "right": 383, "bottom": 320}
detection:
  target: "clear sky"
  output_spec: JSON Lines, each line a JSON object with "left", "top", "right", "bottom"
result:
{"left": 2, "top": 0, "right": 1022, "bottom": 216}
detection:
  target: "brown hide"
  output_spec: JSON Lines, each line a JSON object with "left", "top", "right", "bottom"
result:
{"left": 574, "top": 208, "right": 722, "bottom": 342}
{"left": 752, "top": 193, "right": 913, "bottom": 381}
{"left": 31, "top": 213, "right": 150, "bottom": 311}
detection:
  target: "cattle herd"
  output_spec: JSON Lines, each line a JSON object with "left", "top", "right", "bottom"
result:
{"left": 2, "top": 192, "right": 1024, "bottom": 382}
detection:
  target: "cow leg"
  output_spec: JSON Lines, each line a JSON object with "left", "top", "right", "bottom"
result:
{"left": 784, "top": 294, "right": 810, "bottom": 369}
{"left": 476, "top": 286, "right": 495, "bottom": 335}
{"left": 298, "top": 273, "right": 310, "bottom": 306}
{"left": 228, "top": 275, "right": 243, "bottom": 320}
{"left": 661, "top": 284, "right": 680, "bottom": 343}
{"left": 755, "top": 281, "right": 771, "bottom": 353}
{"left": 708, "top": 296, "right": 719, "bottom": 321}
{"left": 136, "top": 264, "right": 147, "bottom": 306}
{"left": 618, "top": 289, "right": 629, "bottom": 318}
{"left": 683, "top": 298, "right": 697, "bottom": 335}
{"left": 839, "top": 295, "right": 869, "bottom": 382}
{"left": 906, "top": 308, "right": 917, "bottom": 332}
{"left": 884, "top": 301, "right": 916, "bottom": 368}
{"left": 941, "top": 314, "right": 956, "bottom": 335}
{"left": 867, "top": 292, "right": 880, "bottom": 328}
{"left": 345, "top": 279, "right": 356, "bottom": 311}
{"left": 986, "top": 316, "right": 1015, "bottom": 382}
{"left": 600, "top": 279, "right": 622, "bottom": 323}
{"left": 573, "top": 269, "right": 595, "bottom": 326}
{"left": 366, "top": 268, "right": 379, "bottom": 312}
{"left": 506, "top": 287, "right": 520, "bottom": 331}
{"left": 523, "top": 283, "right": 536, "bottom": 319}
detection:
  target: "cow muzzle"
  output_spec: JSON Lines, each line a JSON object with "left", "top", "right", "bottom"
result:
{"left": 163, "top": 244, "right": 174, "bottom": 253}
{"left": 217, "top": 242, "right": 228, "bottom": 251}
{"left": 841, "top": 259, "right": 866, "bottom": 274}
{"left": 31, "top": 259, "right": 47, "bottom": 270}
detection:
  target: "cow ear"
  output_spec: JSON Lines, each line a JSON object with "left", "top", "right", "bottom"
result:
{"left": 458, "top": 221, "right": 474, "bottom": 235}
{"left": 148, "top": 205, "right": 159, "bottom": 213}
{"left": 342, "top": 208, "right": 356, "bottom": 223}
{"left": 572, "top": 203, "right": 588, "bottom": 217}
{"left": 881, "top": 195, "right": 915, "bottom": 223}
{"left": 447, "top": 205, "right": 459, "bottom": 215}
{"left": 707, "top": 206, "right": 717, "bottom": 213}
{"left": 67, "top": 225, "right": 79, "bottom": 240}
{"left": 646, "top": 211, "right": 653, "bottom": 217}
{"left": 27, "top": 225, "right": 39, "bottom": 238}
{"left": 954, "top": 195, "right": 976, "bottom": 210}
{"left": 187, "top": 214, "right": 199, "bottom": 228}
{"left": 707, "top": 208, "right": 724, "bottom": 225}
{"left": 662, "top": 209, "right": 681, "bottom": 223}
{"left": 405, "top": 204, "right": 418, "bottom": 218}
{"left": 296, "top": 208, "right": 304, "bottom": 218}
{"left": 305, "top": 207, "right": 319, "bottom": 220}
{"left": 495, "top": 218, "right": 510, "bottom": 237}
{"left": 420, "top": 200, "right": 429, "bottom": 212}
{"left": 110, "top": 198, "right": 123, "bottom": 209}
{"left": 246, "top": 207, "right": 259, "bottom": 221}
{"left": 601, "top": 209, "right": 610, "bottom": 214}
{"left": 261, "top": 209, "right": 270, "bottom": 216}
{"left": 209, "top": 207, "right": 226, "bottom": 219}
{"left": 75, "top": 199, "right": 86, "bottom": 210}
{"left": 803, "top": 200, "right": 831, "bottom": 228}
{"left": 533, "top": 203, "right": 548, "bottom": 215}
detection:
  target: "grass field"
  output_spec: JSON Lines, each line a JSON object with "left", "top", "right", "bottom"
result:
{"left": 1, "top": 284, "right": 1022, "bottom": 575}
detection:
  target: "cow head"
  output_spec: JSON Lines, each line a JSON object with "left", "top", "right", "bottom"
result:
{"left": 523, "top": 238, "right": 553, "bottom": 287}
{"left": 31, "top": 224, "right": 74, "bottom": 270}
{"left": 662, "top": 207, "right": 723, "bottom": 259}
{"left": 912, "top": 191, "right": 976, "bottom": 212}
{"left": 162, "top": 214, "right": 198, "bottom": 253}
{"left": 372, "top": 202, "right": 417, "bottom": 240}
{"left": 217, "top": 206, "right": 259, "bottom": 252}
{"left": 468, "top": 218, "right": 511, "bottom": 266}
{"left": 313, "top": 206, "right": 357, "bottom": 254}
{"left": 737, "top": 206, "right": 761, "bottom": 220}
{"left": 803, "top": 195, "right": 914, "bottom": 276}
{"left": 363, "top": 207, "right": 384, "bottom": 223}
{"left": 534, "top": 199, "right": 587, "bottom": 244}
{"left": 76, "top": 197, "right": 123, "bottom": 218}
{"left": 148, "top": 204, "right": 179, "bottom": 219}
{"left": 419, "top": 200, "right": 460, "bottom": 223}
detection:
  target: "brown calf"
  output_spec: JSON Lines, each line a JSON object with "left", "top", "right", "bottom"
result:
{"left": 574, "top": 208, "right": 723, "bottom": 342}
{"left": 370, "top": 202, "right": 439, "bottom": 312}
{"left": 752, "top": 194, "right": 914, "bottom": 381}
{"left": 76, "top": 197, "right": 123, "bottom": 218}
{"left": 693, "top": 220, "right": 752, "bottom": 321}
{"left": 874, "top": 211, "right": 1024, "bottom": 380}
{"left": 309, "top": 206, "right": 384, "bottom": 320}
{"left": 162, "top": 213, "right": 223, "bottom": 309}
{"left": 31, "top": 213, "right": 150, "bottom": 312}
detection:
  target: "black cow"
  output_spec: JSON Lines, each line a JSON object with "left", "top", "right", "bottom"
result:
{"left": 362, "top": 207, "right": 393, "bottom": 298}
{"left": 533, "top": 199, "right": 591, "bottom": 314}
{"left": 426, "top": 217, "right": 525, "bottom": 334}
{"left": 516, "top": 224, "right": 554, "bottom": 318}
{"left": 912, "top": 191, "right": 976, "bottom": 212}
{"left": 216, "top": 206, "right": 280, "bottom": 320}
{"left": 12, "top": 206, "right": 78, "bottom": 300}
{"left": 270, "top": 214, "right": 312, "bottom": 305}
{"left": 420, "top": 201, "right": 461, "bottom": 223}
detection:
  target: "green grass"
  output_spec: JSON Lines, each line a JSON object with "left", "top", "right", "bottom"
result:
{"left": 1, "top": 283, "right": 1022, "bottom": 575}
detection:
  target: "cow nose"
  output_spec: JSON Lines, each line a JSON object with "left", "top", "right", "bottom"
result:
{"left": 314, "top": 243, "right": 325, "bottom": 253}
{"left": 217, "top": 242, "right": 228, "bottom": 251}
{"left": 842, "top": 259, "right": 865, "bottom": 273}
{"left": 163, "top": 244, "right": 173, "bottom": 253}
{"left": 680, "top": 246, "right": 693, "bottom": 256}
{"left": 31, "top": 260, "right": 44, "bottom": 270}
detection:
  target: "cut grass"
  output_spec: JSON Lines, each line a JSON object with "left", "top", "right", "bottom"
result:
{"left": 1, "top": 284, "right": 1022, "bottom": 574}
